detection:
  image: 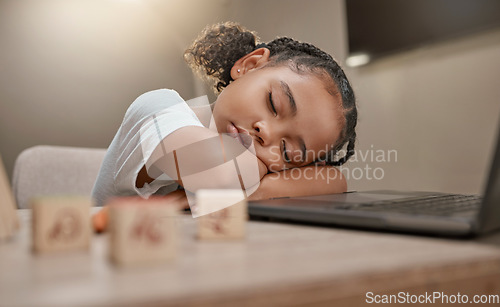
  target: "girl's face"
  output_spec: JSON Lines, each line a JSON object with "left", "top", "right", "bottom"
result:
{"left": 212, "top": 49, "right": 344, "bottom": 172}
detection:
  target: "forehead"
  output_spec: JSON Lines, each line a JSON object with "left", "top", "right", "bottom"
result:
{"left": 265, "top": 66, "right": 344, "bottom": 155}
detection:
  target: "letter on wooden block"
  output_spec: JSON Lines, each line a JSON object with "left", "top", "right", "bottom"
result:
{"left": 31, "top": 196, "right": 91, "bottom": 253}
{"left": 0, "top": 155, "right": 19, "bottom": 241}
{"left": 196, "top": 189, "right": 247, "bottom": 240}
{"left": 108, "top": 197, "right": 179, "bottom": 266}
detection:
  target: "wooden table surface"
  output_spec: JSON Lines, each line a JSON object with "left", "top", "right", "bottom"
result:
{"left": 1, "top": 209, "right": 500, "bottom": 307}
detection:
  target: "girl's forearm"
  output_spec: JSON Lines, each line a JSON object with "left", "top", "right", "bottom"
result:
{"left": 248, "top": 165, "right": 347, "bottom": 200}
{"left": 145, "top": 126, "right": 266, "bottom": 193}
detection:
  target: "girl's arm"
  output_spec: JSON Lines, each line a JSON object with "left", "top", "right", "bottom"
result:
{"left": 138, "top": 125, "right": 267, "bottom": 192}
{"left": 94, "top": 126, "right": 266, "bottom": 233}
{"left": 248, "top": 165, "right": 347, "bottom": 201}
{"left": 142, "top": 125, "right": 344, "bottom": 200}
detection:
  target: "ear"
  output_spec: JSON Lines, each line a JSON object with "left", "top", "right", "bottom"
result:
{"left": 230, "top": 47, "right": 271, "bottom": 80}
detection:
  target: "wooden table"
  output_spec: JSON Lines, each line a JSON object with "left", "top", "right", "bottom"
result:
{"left": 1, "top": 209, "right": 500, "bottom": 306}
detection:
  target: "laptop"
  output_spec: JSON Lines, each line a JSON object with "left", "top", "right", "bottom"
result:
{"left": 248, "top": 122, "right": 500, "bottom": 237}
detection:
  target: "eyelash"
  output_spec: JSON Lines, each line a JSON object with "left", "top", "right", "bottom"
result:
{"left": 270, "top": 92, "right": 290, "bottom": 163}
{"left": 281, "top": 140, "right": 291, "bottom": 163}
{"left": 268, "top": 91, "right": 277, "bottom": 116}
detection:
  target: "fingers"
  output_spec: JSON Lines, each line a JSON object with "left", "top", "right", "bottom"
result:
{"left": 163, "top": 190, "right": 190, "bottom": 209}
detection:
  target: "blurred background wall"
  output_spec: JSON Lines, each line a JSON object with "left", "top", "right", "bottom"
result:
{"left": 1, "top": 0, "right": 499, "bottom": 194}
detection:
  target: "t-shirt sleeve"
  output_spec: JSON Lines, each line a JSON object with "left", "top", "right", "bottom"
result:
{"left": 112, "top": 89, "right": 204, "bottom": 198}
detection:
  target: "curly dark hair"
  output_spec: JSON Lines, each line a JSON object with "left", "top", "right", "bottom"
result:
{"left": 184, "top": 22, "right": 357, "bottom": 166}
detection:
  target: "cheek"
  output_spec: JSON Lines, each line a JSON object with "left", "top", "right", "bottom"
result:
{"left": 213, "top": 97, "right": 238, "bottom": 124}
{"left": 256, "top": 145, "right": 283, "bottom": 171}
{"left": 211, "top": 104, "right": 228, "bottom": 130}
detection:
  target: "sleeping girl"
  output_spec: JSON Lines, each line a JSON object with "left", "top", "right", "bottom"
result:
{"left": 91, "top": 22, "right": 357, "bottom": 227}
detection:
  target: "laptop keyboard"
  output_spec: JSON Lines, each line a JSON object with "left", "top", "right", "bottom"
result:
{"left": 339, "top": 194, "right": 482, "bottom": 216}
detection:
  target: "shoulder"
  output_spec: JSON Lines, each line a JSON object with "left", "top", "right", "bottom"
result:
{"left": 134, "top": 89, "right": 184, "bottom": 103}
{"left": 124, "top": 89, "right": 187, "bottom": 121}
{"left": 129, "top": 89, "right": 185, "bottom": 110}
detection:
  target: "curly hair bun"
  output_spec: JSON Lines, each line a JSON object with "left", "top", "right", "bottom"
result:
{"left": 184, "top": 22, "right": 259, "bottom": 93}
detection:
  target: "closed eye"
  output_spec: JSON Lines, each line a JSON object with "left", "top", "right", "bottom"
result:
{"left": 281, "top": 139, "right": 291, "bottom": 163}
{"left": 268, "top": 91, "right": 277, "bottom": 116}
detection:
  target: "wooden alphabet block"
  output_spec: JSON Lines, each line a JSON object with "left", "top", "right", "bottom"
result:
{"left": 0, "top": 155, "right": 19, "bottom": 241}
{"left": 31, "top": 196, "right": 91, "bottom": 253}
{"left": 108, "top": 197, "right": 179, "bottom": 266}
{"left": 196, "top": 189, "right": 247, "bottom": 240}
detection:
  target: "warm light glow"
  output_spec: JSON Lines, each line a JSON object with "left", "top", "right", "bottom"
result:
{"left": 346, "top": 53, "right": 371, "bottom": 67}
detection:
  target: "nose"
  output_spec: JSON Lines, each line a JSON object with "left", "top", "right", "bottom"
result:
{"left": 253, "top": 121, "right": 283, "bottom": 146}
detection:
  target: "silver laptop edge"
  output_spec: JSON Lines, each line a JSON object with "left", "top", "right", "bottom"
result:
{"left": 477, "top": 123, "right": 500, "bottom": 234}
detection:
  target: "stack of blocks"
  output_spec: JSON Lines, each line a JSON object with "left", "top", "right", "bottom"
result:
{"left": 108, "top": 196, "right": 179, "bottom": 266}
{"left": 31, "top": 196, "right": 91, "bottom": 253}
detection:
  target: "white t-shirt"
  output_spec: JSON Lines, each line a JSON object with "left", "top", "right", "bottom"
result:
{"left": 91, "top": 89, "right": 204, "bottom": 207}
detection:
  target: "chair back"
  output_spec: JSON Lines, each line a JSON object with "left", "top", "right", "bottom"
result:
{"left": 12, "top": 146, "right": 106, "bottom": 209}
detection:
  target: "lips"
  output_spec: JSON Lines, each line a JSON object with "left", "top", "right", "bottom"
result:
{"left": 226, "top": 122, "right": 253, "bottom": 149}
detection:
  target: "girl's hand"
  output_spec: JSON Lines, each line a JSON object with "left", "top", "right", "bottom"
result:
{"left": 163, "top": 189, "right": 189, "bottom": 210}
